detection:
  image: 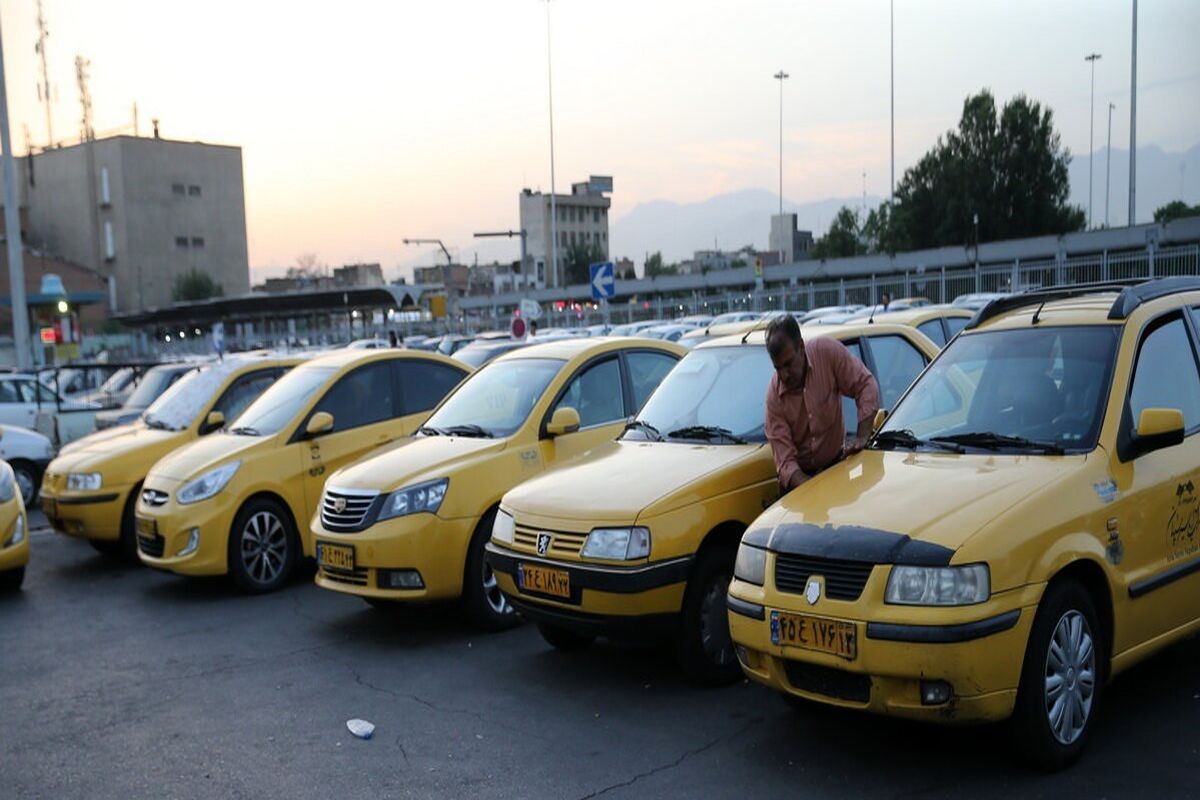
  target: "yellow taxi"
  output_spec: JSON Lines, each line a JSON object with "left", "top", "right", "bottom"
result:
{"left": 852, "top": 305, "right": 974, "bottom": 348}
{"left": 487, "top": 322, "right": 939, "bottom": 682}
{"left": 311, "top": 338, "right": 684, "bottom": 629}
{"left": 40, "top": 355, "right": 301, "bottom": 560}
{"left": 136, "top": 349, "right": 469, "bottom": 593}
{"left": 0, "top": 460, "right": 29, "bottom": 592}
{"left": 727, "top": 278, "right": 1200, "bottom": 769}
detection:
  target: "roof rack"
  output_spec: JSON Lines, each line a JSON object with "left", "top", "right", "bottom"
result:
{"left": 964, "top": 277, "right": 1200, "bottom": 330}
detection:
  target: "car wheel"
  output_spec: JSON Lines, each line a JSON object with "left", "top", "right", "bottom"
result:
{"left": 363, "top": 597, "right": 399, "bottom": 611}
{"left": 88, "top": 538, "right": 122, "bottom": 558}
{"left": 116, "top": 484, "right": 142, "bottom": 563}
{"left": 228, "top": 498, "right": 296, "bottom": 594}
{"left": 1011, "top": 578, "right": 1104, "bottom": 771}
{"left": 0, "top": 566, "right": 24, "bottom": 592}
{"left": 9, "top": 460, "right": 38, "bottom": 506}
{"left": 461, "top": 509, "right": 519, "bottom": 632}
{"left": 537, "top": 622, "right": 595, "bottom": 652}
{"left": 676, "top": 545, "right": 740, "bottom": 685}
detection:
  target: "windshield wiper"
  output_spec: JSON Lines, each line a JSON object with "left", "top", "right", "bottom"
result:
{"left": 441, "top": 423, "right": 494, "bottom": 438}
{"left": 666, "top": 425, "right": 747, "bottom": 444}
{"left": 931, "top": 431, "right": 1065, "bottom": 455}
{"left": 871, "top": 428, "right": 964, "bottom": 453}
{"left": 229, "top": 426, "right": 260, "bottom": 436}
{"left": 417, "top": 425, "right": 444, "bottom": 437}
{"left": 622, "top": 419, "right": 663, "bottom": 442}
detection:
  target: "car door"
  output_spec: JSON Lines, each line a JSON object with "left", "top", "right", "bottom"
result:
{"left": 539, "top": 355, "right": 629, "bottom": 465}
{"left": 395, "top": 360, "right": 470, "bottom": 433}
{"left": 861, "top": 333, "right": 931, "bottom": 414}
{"left": 0, "top": 380, "right": 33, "bottom": 428}
{"left": 1113, "top": 310, "right": 1200, "bottom": 644}
{"left": 916, "top": 318, "right": 948, "bottom": 348}
{"left": 297, "top": 361, "right": 405, "bottom": 529}
{"left": 209, "top": 368, "right": 289, "bottom": 432}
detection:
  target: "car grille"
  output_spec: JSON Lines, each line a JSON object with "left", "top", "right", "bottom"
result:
{"left": 784, "top": 660, "right": 872, "bottom": 703}
{"left": 141, "top": 489, "right": 169, "bottom": 507}
{"left": 774, "top": 555, "right": 874, "bottom": 601}
{"left": 513, "top": 524, "right": 588, "bottom": 557}
{"left": 321, "top": 565, "right": 369, "bottom": 587}
{"left": 320, "top": 489, "right": 379, "bottom": 533}
{"left": 137, "top": 532, "right": 165, "bottom": 558}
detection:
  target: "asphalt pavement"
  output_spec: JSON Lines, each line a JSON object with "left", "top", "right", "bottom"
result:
{"left": 2, "top": 514, "right": 1197, "bottom": 799}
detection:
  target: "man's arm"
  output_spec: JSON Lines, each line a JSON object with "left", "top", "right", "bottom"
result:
{"left": 765, "top": 390, "right": 806, "bottom": 491}
{"left": 831, "top": 340, "right": 880, "bottom": 453}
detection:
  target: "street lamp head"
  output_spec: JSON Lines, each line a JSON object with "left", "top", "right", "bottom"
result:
{"left": 774, "top": 70, "right": 789, "bottom": 80}
{"left": 1085, "top": 52, "right": 1102, "bottom": 62}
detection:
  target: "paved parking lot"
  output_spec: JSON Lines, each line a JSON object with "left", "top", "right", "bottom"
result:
{"left": 2, "top": 514, "right": 1197, "bottom": 799}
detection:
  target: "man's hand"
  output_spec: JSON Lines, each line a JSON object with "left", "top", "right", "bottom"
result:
{"left": 785, "top": 470, "right": 809, "bottom": 492}
{"left": 845, "top": 435, "right": 869, "bottom": 455}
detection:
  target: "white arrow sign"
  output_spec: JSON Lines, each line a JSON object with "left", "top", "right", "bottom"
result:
{"left": 590, "top": 261, "right": 615, "bottom": 300}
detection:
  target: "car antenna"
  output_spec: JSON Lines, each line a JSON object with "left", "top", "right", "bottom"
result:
{"left": 868, "top": 304, "right": 877, "bottom": 324}
{"left": 742, "top": 321, "right": 768, "bottom": 344}
{"left": 1031, "top": 299, "right": 1047, "bottom": 325}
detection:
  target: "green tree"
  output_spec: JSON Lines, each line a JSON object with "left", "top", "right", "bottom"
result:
{"left": 812, "top": 206, "right": 865, "bottom": 259}
{"left": 1153, "top": 200, "right": 1200, "bottom": 224}
{"left": 643, "top": 251, "right": 678, "bottom": 278}
{"left": 564, "top": 240, "right": 607, "bottom": 285}
{"left": 887, "top": 90, "right": 1083, "bottom": 251}
{"left": 172, "top": 269, "right": 224, "bottom": 302}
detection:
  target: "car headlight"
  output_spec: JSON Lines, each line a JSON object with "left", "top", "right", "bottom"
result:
{"left": 885, "top": 564, "right": 990, "bottom": 606}
{"left": 0, "top": 468, "right": 13, "bottom": 504}
{"left": 4, "top": 514, "right": 22, "bottom": 548}
{"left": 733, "top": 543, "right": 766, "bottom": 586}
{"left": 377, "top": 478, "right": 448, "bottom": 521}
{"left": 581, "top": 527, "right": 651, "bottom": 561}
{"left": 176, "top": 462, "right": 241, "bottom": 505}
{"left": 492, "top": 509, "right": 514, "bottom": 545}
{"left": 67, "top": 472, "right": 103, "bottom": 491}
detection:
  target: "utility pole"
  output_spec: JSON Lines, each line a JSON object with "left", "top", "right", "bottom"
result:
{"left": 1128, "top": 0, "right": 1137, "bottom": 226}
{"left": 35, "top": 0, "right": 52, "bottom": 147}
{"left": 403, "top": 238, "right": 455, "bottom": 327}
{"left": 773, "top": 69, "right": 789, "bottom": 266}
{"left": 1106, "top": 102, "right": 1115, "bottom": 228}
{"left": 0, "top": 10, "right": 33, "bottom": 369}
{"left": 473, "top": 229, "right": 527, "bottom": 288}
{"left": 544, "top": 0, "right": 558, "bottom": 289}
{"left": 1085, "top": 53, "right": 1101, "bottom": 228}
{"left": 890, "top": 0, "right": 894, "bottom": 203}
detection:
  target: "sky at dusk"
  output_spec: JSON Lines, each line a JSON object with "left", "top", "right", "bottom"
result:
{"left": 2, "top": 0, "right": 1198, "bottom": 280}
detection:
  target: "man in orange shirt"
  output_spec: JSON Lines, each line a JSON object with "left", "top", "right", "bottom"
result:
{"left": 765, "top": 315, "right": 880, "bottom": 492}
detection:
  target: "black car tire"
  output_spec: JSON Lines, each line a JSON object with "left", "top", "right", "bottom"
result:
{"left": 0, "top": 565, "right": 24, "bottom": 592}
{"left": 9, "top": 459, "right": 39, "bottom": 506}
{"left": 675, "top": 545, "right": 741, "bottom": 686}
{"left": 227, "top": 497, "right": 297, "bottom": 594}
{"left": 461, "top": 509, "right": 520, "bottom": 632}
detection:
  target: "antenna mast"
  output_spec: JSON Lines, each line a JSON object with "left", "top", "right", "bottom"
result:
{"left": 75, "top": 55, "right": 93, "bottom": 141}
{"left": 35, "top": 0, "right": 53, "bottom": 147}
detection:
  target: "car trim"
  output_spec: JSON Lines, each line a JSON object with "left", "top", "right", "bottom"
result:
{"left": 742, "top": 523, "right": 954, "bottom": 566}
{"left": 507, "top": 596, "right": 679, "bottom": 639}
{"left": 865, "top": 609, "right": 1021, "bottom": 643}
{"left": 485, "top": 542, "right": 692, "bottom": 593}
{"left": 1128, "top": 555, "right": 1200, "bottom": 599}
{"left": 56, "top": 493, "right": 120, "bottom": 505}
{"left": 726, "top": 595, "right": 766, "bottom": 620}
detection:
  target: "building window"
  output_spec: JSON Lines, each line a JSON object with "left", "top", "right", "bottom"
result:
{"left": 175, "top": 236, "right": 189, "bottom": 248}
{"left": 100, "top": 167, "right": 111, "bottom": 206}
{"left": 560, "top": 231, "right": 568, "bottom": 246}
{"left": 593, "top": 208, "right": 599, "bottom": 223}
{"left": 191, "top": 237, "right": 205, "bottom": 248}
{"left": 188, "top": 185, "right": 201, "bottom": 197}
{"left": 570, "top": 231, "right": 577, "bottom": 246}
{"left": 104, "top": 221, "right": 115, "bottom": 260}
{"left": 172, "top": 183, "right": 185, "bottom": 196}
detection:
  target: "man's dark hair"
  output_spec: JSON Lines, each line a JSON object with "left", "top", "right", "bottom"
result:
{"left": 765, "top": 314, "right": 802, "bottom": 359}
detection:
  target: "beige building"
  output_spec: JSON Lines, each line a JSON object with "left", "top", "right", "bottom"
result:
{"left": 519, "top": 177, "right": 612, "bottom": 289}
{"left": 17, "top": 134, "right": 251, "bottom": 313}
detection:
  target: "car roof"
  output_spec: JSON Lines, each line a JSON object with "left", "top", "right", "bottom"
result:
{"left": 701, "top": 320, "right": 938, "bottom": 352}
{"left": 300, "top": 346, "right": 466, "bottom": 371}
{"left": 966, "top": 278, "right": 1200, "bottom": 332}
{"left": 494, "top": 335, "right": 684, "bottom": 364}
{"left": 850, "top": 304, "right": 974, "bottom": 325}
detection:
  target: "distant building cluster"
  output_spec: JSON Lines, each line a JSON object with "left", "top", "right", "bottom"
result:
{"left": 260, "top": 263, "right": 385, "bottom": 294}
{"left": 519, "top": 176, "right": 612, "bottom": 290}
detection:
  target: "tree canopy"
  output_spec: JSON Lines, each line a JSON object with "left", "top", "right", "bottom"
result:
{"left": 564, "top": 240, "right": 607, "bottom": 285}
{"left": 172, "top": 269, "right": 224, "bottom": 302}
{"left": 1153, "top": 201, "right": 1200, "bottom": 224}
{"left": 643, "top": 251, "right": 678, "bottom": 278}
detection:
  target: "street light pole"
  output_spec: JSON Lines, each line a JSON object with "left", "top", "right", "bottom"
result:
{"left": 544, "top": 0, "right": 559, "bottom": 289}
{"left": 403, "top": 237, "right": 455, "bottom": 327}
{"left": 1106, "top": 102, "right": 1115, "bottom": 228}
{"left": 890, "top": 0, "right": 894, "bottom": 203}
{"left": 473, "top": 229, "right": 528, "bottom": 289}
{"left": 773, "top": 69, "right": 789, "bottom": 266}
{"left": 0, "top": 9, "right": 32, "bottom": 369}
{"left": 1128, "top": 0, "right": 1137, "bottom": 226}
{"left": 1085, "top": 53, "right": 1101, "bottom": 228}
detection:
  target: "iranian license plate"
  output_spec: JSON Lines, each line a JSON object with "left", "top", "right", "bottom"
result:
{"left": 770, "top": 610, "right": 858, "bottom": 661}
{"left": 42, "top": 497, "right": 57, "bottom": 518}
{"left": 518, "top": 563, "right": 570, "bottom": 599}
{"left": 135, "top": 516, "right": 157, "bottom": 537}
{"left": 317, "top": 542, "right": 355, "bottom": 571}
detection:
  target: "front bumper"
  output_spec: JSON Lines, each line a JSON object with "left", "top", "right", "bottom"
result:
{"left": 40, "top": 483, "right": 129, "bottom": 542}
{"left": 135, "top": 487, "right": 234, "bottom": 576}
{"left": 0, "top": 508, "right": 29, "bottom": 572}
{"left": 727, "top": 576, "right": 1041, "bottom": 724}
{"left": 486, "top": 542, "right": 691, "bottom": 639}
{"left": 313, "top": 513, "right": 478, "bottom": 601}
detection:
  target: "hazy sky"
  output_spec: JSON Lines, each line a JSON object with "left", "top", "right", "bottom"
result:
{"left": 2, "top": 0, "right": 1198, "bottom": 279}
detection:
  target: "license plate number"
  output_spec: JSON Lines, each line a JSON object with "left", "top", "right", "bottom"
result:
{"left": 135, "top": 516, "right": 157, "bottom": 537}
{"left": 42, "top": 497, "right": 57, "bottom": 518}
{"left": 317, "top": 542, "right": 355, "bottom": 571}
{"left": 770, "top": 611, "right": 858, "bottom": 660}
{"left": 518, "top": 563, "right": 570, "bottom": 599}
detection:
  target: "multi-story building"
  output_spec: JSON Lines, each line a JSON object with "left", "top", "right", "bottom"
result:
{"left": 519, "top": 176, "right": 612, "bottom": 289}
{"left": 17, "top": 134, "right": 251, "bottom": 313}
{"left": 769, "top": 213, "right": 815, "bottom": 264}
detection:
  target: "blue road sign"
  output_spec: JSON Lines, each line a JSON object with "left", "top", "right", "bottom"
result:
{"left": 590, "top": 261, "right": 615, "bottom": 301}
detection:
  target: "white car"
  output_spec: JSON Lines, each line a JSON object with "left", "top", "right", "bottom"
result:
{"left": 0, "top": 374, "right": 98, "bottom": 446}
{"left": 0, "top": 424, "right": 55, "bottom": 505}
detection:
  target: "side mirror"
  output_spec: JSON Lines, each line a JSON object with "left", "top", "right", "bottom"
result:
{"left": 546, "top": 407, "right": 581, "bottom": 437}
{"left": 873, "top": 408, "right": 888, "bottom": 433}
{"left": 1129, "top": 407, "right": 1185, "bottom": 459}
{"left": 200, "top": 411, "right": 225, "bottom": 435}
{"left": 306, "top": 411, "right": 335, "bottom": 438}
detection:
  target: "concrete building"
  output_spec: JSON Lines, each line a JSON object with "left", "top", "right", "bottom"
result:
{"left": 258, "top": 262, "right": 384, "bottom": 294}
{"left": 17, "top": 135, "right": 251, "bottom": 313}
{"left": 679, "top": 246, "right": 779, "bottom": 275}
{"left": 769, "top": 213, "right": 815, "bottom": 264}
{"left": 519, "top": 176, "right": 612, "bottom": 289}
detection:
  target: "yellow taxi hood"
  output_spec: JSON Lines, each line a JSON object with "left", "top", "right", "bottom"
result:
{"left": 327, "top": 434, "right": 507, "bottom": 494}
{"left": 745, "top": 449, "right": 1087, "bottom": 555}
{"left": 51, "top": 423, "right": 183, "bottom": 476}
{"left": 149, "top": 431, "right": 268, "bottom": 481}
{"left": 503, "top": 440, "right": 774, "bottom": 524}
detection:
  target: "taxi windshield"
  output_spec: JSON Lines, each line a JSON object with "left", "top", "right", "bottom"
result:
{"left": 628, "top": 345, "right": 774, "bottom": 444}
{"left": 879, "top": 325, "right": 1120, "bottom": 454}
{"left": 422, "top": 358, "right": 562, "bottom": 438}
{"left": 143, "top": 368, "right": 210, "bottom": 431}
{"left": 227, "top": 366, "right": 334, "bottom": 436}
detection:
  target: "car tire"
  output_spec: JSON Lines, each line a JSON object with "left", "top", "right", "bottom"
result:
{"left": 537, "top": 622, "right": 595, "bottom": 652}
{"left": 461, "top": 509, "right": 520, "bottom": 632}
{"left": 88, "top": 538, "right": 122, "bottom": 558}
{"left": 675, "top": 545, "right": 740, "bottom": 686}
{"left": 227, "top": 497, "right": 297, "bottom": 594}
{"left": 9, "top": 460, "right": 39, "bottom": 506}
{"left": 0, "top": 566, "right": 24, "bottom": 592}
{"left": 363, "top": 597, "right": 399, "bottom": 611}
{"left": 116, "top": 484, "right": 142, "bottom": 563}
{"left": 1010, "top": 578, "right": 1104, "bottom": 772}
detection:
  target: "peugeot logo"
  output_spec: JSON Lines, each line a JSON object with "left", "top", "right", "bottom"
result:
{"left": 332, "top": 497, "right": 347, "bottom": 514}
{"left": 536, "top": 533, "right": 551, "bottom": 556}
{"left": 805, "top": 578, "right": 821, "bottom": 606}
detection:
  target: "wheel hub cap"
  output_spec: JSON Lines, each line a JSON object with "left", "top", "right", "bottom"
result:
{"left": 1043, "top": 609, "right": 1096, "bottom": 746}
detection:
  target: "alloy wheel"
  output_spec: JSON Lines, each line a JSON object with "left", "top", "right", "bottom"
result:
{"left": 1044, "top": 609, "right": 1096, "bottom": 745}
{"left": 482, "top": 562, "right": 511, "bottom": 616}
{"left": 240, "top": 511, "right": 288, "bottom": 586}
{"left": 698, "top": 572, "right": 734, "bottom": 667}
{"left": 13, "top": 469, "right": 34, "bottom": 506}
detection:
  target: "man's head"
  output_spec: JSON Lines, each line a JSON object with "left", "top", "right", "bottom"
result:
{"left": 766, "top": 314, "right": 806, "bottom": 391}
{"left": 880, "top": 292, "right": 891, "bottom": 309}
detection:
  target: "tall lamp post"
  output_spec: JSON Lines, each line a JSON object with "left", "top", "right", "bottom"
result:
{"left": 1128, "top": 0, "right": 1137, "bottom": 225}
{"left": 773, "top": 69, "right": 789, "bottom": 266}
{"left": 473, "top": 229, "right": 528, "bottom": 290}
{"left": 0, "top": 10, "right": 31, "bottom": 369}
{"left": 1085, "top": 53, "right": 1102, "bottom": 228}
{"left": 890, "top": 0, "right": 894, "bottom": 203}
{"left": 1105, "top": 102, "right": 1115, "bottom": 228}
{"left": 544, "top": 0, "right": 559, "bottom": 288}
{"left": 403, "top": 237, "right": 455, "bottom": 329}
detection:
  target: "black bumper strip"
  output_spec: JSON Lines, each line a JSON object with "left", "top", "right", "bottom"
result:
{"left": 1129, "top": 556, "right": 1200, "bottom": 599}
{"left": 866, "top": 609, "right": 1021, "bottom": 644}
{"left": 726, "top": 595, "right": 765, "bottom": 620}
{"left": 485, "top": 543, "right": 692, "bottom": 594}
{"left": 56, "top": 493, "right": 120, "bottom": 506}
{"left": 507, "top": 597, "right": 678, "bottom": 641}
